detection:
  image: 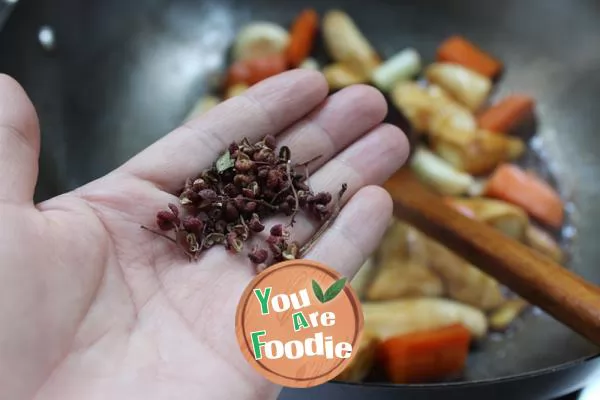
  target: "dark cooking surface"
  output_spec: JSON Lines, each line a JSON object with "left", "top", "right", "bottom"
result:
{"left": 0, "top": 0, "right": 599, "bottom": 397}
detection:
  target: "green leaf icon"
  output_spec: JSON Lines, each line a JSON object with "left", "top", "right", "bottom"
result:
{"left": 312, "top": 279, "right": 325, "bottom": 303}
{"left": 323, "top": 277, "right": 347, "bottom": 303}
{"left": 216, "top": 151, "right": 235, "bottom": 173}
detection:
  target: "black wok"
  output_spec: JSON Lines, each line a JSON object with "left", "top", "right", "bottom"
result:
{"left": 0, "top": 0, "right": 599, "bottom": 398}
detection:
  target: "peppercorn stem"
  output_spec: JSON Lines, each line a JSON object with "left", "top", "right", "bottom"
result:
{"left": 140, "top": 225, "right": 177, "bottom": 243}
{"left": 295, "top": 154, "right": 322, "bottom": 170}
{"left": 270, "top": 186, "right": 289, "bottom": 204}
{"left": 285, "top": 160, "right": 300, "bottom": 227}
{"left": 295, "top": 154, "right": 322, "bottom": 183}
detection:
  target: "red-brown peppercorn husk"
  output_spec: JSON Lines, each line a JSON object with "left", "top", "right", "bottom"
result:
{"left": 168, "top": 203, "right": 180, "bottom": 217}
{"left": 263, "top": 134, "right": 277, "bottom": 150}
{"left": 157, "top": 210, "right": 178, "bottom": 231}
{"left": 199, "top": 189, "right": 218, "bottom": 202}
{"left": 270, "top": 224, "right": 285, "bottom": 237}
{"left": 182, "top": 216, "right": 203, "bottom": 234}
{"left": 248, "top": 214, "right": 265, "bottom": 232}
{"left": 143, "top": 135, "right": 347, "bottom": 272}
{"left": 224, "top": 202, "right": 239, "bottom": 221}
{"left": 249, "top": 247, "right": 269, "bottom": 264}
{"left": 235, "top": 158, "right": 255, "bottom": 173}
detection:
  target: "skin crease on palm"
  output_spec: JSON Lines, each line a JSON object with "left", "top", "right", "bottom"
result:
{"left": 0, "top": 69, "right": 409, "bottom": 400}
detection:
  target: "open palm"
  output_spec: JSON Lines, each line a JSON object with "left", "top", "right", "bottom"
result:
{"left": 0, "top": 70, "right": 408, "bottom": 400}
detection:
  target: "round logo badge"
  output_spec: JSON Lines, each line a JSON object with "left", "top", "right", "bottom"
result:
{"left": 235, "top": 259, "right": 363, "bottom": 388}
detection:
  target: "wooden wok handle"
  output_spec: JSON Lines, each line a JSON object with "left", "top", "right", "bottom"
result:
{"left": 384, "top": 168, "right": 600, "bottom": 346}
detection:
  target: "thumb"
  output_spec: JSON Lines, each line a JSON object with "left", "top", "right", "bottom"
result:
{"left": 0, "top": 74, "right": 40, "bottom": 203}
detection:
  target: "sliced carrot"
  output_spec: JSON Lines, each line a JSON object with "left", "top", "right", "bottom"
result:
{"left": 226, "top": 54, "right": 287, "bottom": 87}
{"left": 484, "top": 164, "right": 564, "bottom": 228}
{"left": 286, "top": 9, "right": 319, "bottom": 67}
{"left": 437, "top": 36, "right": 502, "bottom": 78}
{"left": 376, "top": 324, "right": 471, "bottom": 384}
{"left": 478, "top": 95, "right": 535, "bottom": 133}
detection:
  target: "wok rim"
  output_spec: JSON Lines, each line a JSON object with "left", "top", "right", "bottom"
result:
{"left": 331, "top": 353, "right": 600, "bottom": 388}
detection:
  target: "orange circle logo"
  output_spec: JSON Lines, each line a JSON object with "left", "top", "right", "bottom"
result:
{"left": 235, "top": 259, "right": 364, "bottom": 388}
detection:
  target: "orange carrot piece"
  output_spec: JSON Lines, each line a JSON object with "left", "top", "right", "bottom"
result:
{"left": 226, "top": 54, "right": 287, "bottom": 87}
{"left": 286, "top": 9, "right": 319, "bottom": 67}
{"left": 478, "top": 95, "right": 535, "bottom": 133}
{"left": 437, "top": 36, "right": 502, "bottom": 78}
{"left": 484, "top": 164, "right": 564, "bottom": 228}
{"left": 376, "top": 324, "right": 471, "bottom": 384}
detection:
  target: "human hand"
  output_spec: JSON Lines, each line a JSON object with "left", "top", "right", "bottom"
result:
{"left": 0, "top": 70, "right": 408, "bottom": 400}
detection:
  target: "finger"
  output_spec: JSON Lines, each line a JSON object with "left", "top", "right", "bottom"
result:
{"left": 276, "top": 84, "right": 387, "bottom": 169}
{"left": 306, "top": 122, "right": 409, "bottom": 194}
{"left": 304, "top": 185, "right": 393, "bottom": 278}
{"left": 0, "top": 74, "right": 40, "bottom": 203}
{"left": 119, "top": 70, "right": 328, "bottom": 192}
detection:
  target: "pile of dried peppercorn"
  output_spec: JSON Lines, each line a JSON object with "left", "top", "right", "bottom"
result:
{"left": 148, "top": 135, "right": 346, "bottom": 269}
